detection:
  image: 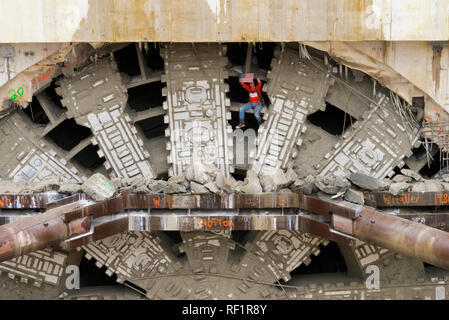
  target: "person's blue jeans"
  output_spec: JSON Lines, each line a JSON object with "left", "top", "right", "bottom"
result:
{"left": 239, "top": 102, "right": 263, "bottom": 123}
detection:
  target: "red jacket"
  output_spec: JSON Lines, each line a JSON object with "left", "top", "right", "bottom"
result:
{"left": 242, "top": 81, "right": 263, "bottom": 104}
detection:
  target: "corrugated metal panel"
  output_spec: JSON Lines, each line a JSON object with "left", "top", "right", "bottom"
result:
{"left": 0, "top": 0, "right": 448, "bottom": 42}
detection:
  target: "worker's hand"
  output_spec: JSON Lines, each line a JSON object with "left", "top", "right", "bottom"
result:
{"left": 257, "top": 78, "right": 260, "bottom": 82}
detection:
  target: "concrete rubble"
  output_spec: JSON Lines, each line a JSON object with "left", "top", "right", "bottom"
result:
{"left": 190, "top": 181, "right": 209, "bottom": 194}
{"left": 184, "top": 162, "right": 220, "bottom": 185}
{"left": 343, "top": 188, "right": 364, "bottom": 205}
{"left": 400, "top": 169, "right": 424, "bottom": 182}
{"left": 392, "top": 174, "right": 413, "bottom": 183}
{"left": 215, "top": 173, "right": 237, "bottom": 193}
{"left": 168, "top": 175, "right": 189, "bottom": 188}
{"left": 147, "top": 180, "right": 169, "bottom": 193}
{"left": 27, "top": 176, "right": 61, "bottom": 193}
{"left": 59, "top": 183, "right": 82, "bottom": 194}
{"left": 240, "top": 170, "right": 262, "bottom": 194}
{"left": 442, "top": 182, "right": 449, "bottom": 192}
{"left": 1, "top": 162, "right": 449, "bottom": 206}
{"left": 163, "top": 183, "right": 187, "bottom": 194}
{"left": 259, "top": 167, "right": 296, "bottom": 192}
{"left": 204, "top": 182, "right": 220, "bottom": 194}
{"left": 410, "top": 180, "right": 443, "bottom": 192}
{"left": 314, "top": 176, "right": 350, "bottom": 195}
{"left": 81, "top": 173, "right": 117, "bottom": 201}
{"left": 134, "top": 185, "right": 151, "bottom": 193}
{"left": 347, "top": 173, "right": 390, "bottom": 191}
{"left": 293, "top": 175, "right": 317, "bottom": 195}
{"left": 389, "top": 182, "right": 411, "bottom": 195}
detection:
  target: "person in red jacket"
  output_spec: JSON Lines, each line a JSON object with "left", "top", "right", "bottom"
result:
{"left": 236, "top": 78, "right": 263, "bottom": 129}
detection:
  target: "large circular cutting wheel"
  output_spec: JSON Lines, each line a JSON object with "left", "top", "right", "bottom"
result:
{"left": 0, "top": 43, "right": 445, "bottom": 300}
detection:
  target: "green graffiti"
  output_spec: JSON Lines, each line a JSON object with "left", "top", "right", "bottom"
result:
{"left": 9, "top": 87, "right": 24, "bottom": 101}
{"left": 103, "top": 181, "right": 114, "bottom": 189}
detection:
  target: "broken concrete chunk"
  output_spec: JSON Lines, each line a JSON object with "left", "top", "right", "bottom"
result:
{"left": 382, "top": 179, "right": 393, "bottom": 191}
{"left": 284, "top": 168, "right": 298, "bottom": 186}
{"left": 134, "top": 185, "right": 150, "bottom": 193}
{"left": 163, "top": 183, "right": 187, "bottom": 194}
{"left": 184, "top": 162, "right": 220, "bottom": 184}
{"left": 215, "top": 173, "right": 236, "bottom": 193}
{"left": 295, "top": 180, "right": 314, "bottom": 195}
{"left": 411, "top": 180, "right": 443, "bottom": 192}
{"left": 279, "top": 188, "right": 293, "bottom": 193}
{"left": 241, "top": 170, "right": 262, "bottom": 194}
{"left": 122, "top": 176, "right": 146, "bottom": 188}
{"left": 348, "top": 173, "right": 389, "bottom": 191}
{"left": 259, "top": 168, "right": 285, "bottom": 192}
{"left": 389, "top": 182, "right": 410, "bottom": 195}
{"left": 168, "top": 175, "right": 189, "bottom": 188}
{"left": 259, "top": 175, "right": 274, "bottom": 192}
{"left": 400, "top": 169, "right": 424, "bottom": 182}
{"left": 344, "top": 188, "right": 364, "bottom": 205}
{"left": 204, "top": 182, "right": 220, "bottom": 194}
{"left": 233, "top": 181, "right": 245, "bottom": 193}
{"left": 294, "top": 178, "right": 317, "bottom": 194}
{"left": 424, "top": 180, "right": 444, "bottom": 192}
{"left": 409, "top": 182, "right": 427, "bottom": 192}
{"left": 293, "top": 178, "right": 306, "bottom": 187}
{"left": 441, "top": 182, "right": 449, "bottom": 192}
{"left": 304, "top": 175, "right": 316, "bottom": 185}
{"left": 31, "top": 176, "right": 61, "bottom": 193}
{"left": 314, "top": 176, "right": 350, "bottom": 195}
{"left": 392, "top": 174, "right": 413, "bottom": 183}
{"left": 190, "top": 182, "right": 210, "bottom": 194}
{"left": 59, "top": 183, "right": 82, "bottom": 194}
{"left": 147, "top": 180, "right": 169, "bottom": 193}
{"left": 296, "top": 175, "right": 319, "bottom": 194}
{"left": 168, "top": 175, "right": 185, "bottom": 184}
{"left": 259, "top": 168, "right": 292, "bottom": 192}
{"left": 335, "top": 176, "right": 351, "bottom": 188}
{"left": 111, "top": 177, "right": 122, "bottom": 187}
{"left": 81, "top": 173, "right": 117, "bottom": 201}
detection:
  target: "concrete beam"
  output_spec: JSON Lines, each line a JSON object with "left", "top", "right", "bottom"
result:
{"left": 0, "top": 0, "right": 448, "bottom": 42}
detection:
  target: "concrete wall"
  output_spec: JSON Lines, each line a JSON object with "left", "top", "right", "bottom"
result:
{"left": 0, "top": 0, "right": 448, "bottom": 42}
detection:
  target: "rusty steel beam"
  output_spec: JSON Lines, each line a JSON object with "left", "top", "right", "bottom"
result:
{"left": 0, "top": 190, "right": 357, "bottom": 262}
{"left": 2, "top": 190, "right": 449, "bottom": 210}
{"left": 395, "top": 212, "right": 449, "bottom": 230}
{"left": 331, "top": 202, "right": 449, "bottom": 271}
{"left": 63, "top": 212, "right": 356, "bottom": 250}
{"left": 0, "top": 191, "right": 300, "bottom": 210}
{"left": 363, "top": 191, "right": 449, "bottom": 207}
{"left": 0, "top": 201, "right": 91, "bottom": 262}
{"left": 0, "top": 193, "right": 69, "bottom": 209}
{"left": 1, "top": 189, "right": 449, "bottom": 269}
{"left": 1, "top": 190, "right": 449, "bottom": 231}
